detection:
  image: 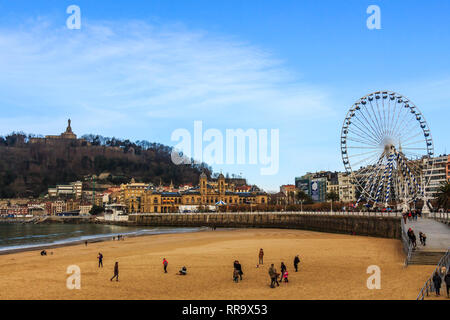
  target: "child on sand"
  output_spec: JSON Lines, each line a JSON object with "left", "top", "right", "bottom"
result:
{"left": 283, "top": 270, "right": 289, "bottom": 283}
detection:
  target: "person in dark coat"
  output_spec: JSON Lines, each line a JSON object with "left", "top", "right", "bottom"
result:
{"left": 234, "top": 260, "right": 243, "bottom": 280}
{"left": 294, "top": 255, "right": 300, "bottom": 272}
{"left": 178, "top": 266, "right": 187, "bottom": 275}
{"left": 259, "top": 249, "right": 264, "bottom": 265}
{"left": 98, "top": 253, "right": 103, "bottom": 268}
{"left": 268, "top": 264, "right": 279, "bottom": 288}
{"left": 409, "top": 230, "right": 417, "bottom": 249}
{"left": 432, "top": 272, "right": 442, "bottom": 296}
{"left": 280, "top": 262, "right": 287, "bottom": 279}
{"left": 110, "top": 262, "right": 119, "bottom": 281}
{"left": 445, "top": 271, "right": 450, "bottom": 298}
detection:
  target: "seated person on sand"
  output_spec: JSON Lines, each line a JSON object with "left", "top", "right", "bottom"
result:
{"left": 178, "top": 266, "right": 187, "bottom": 275}
{"left": 40, "top": 250, "right": 47, "bottom": 256}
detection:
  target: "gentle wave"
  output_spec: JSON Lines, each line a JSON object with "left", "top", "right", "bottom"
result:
{"left": 0, "top": 226, "right": 207, "bottom": 253}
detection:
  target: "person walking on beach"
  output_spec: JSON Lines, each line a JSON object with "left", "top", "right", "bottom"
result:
{"left": 259, "top": 249, "right": 264, "bottom": 265}
{"left": 269, "top": 264, "right": 279, "bottom": 288}
{"left": 163, "top": 258, "right": 168, "bottom": 273}
{"left": 233, "top": 268, "right": 240, "bottom": 283}
{"left": 98, "top": 253, "right": 103, "bottom": 268}
{"left": 234, "top": 260, "right": 243, "bottom": 280}
{"left": 110, "top": 262, "right": 119, "bottom": 281}
{"left": 85, "top": 241, "right": 88, "bottom": 247}
{"left": 280, "top": 262, "right": 287, "bottom": 280}
{"left": 294, "top": 255, "right": 300, "bottom": 272}
{"left": 432, "top": 272, "right": 442, "bottom": 296}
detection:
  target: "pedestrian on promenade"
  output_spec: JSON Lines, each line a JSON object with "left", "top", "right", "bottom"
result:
{"left": 411, "top": 231, "right": 417, "bottom": 249}
{"left": 444, "top": 271, "right": 450, "bottom": 298}
{"left": 98, "top": 252, "right": 103, "bottom": 268}
{"left": 163, "top": 258, "right": 168, "bottom": 273}
{"left": 110, "top": 262, "right": 119, "bottom": 281}
{"left": 268, "top": 264, "right": 279, "bottom": 288}
{"left": 234, "top": 260, "right": 243, "bottom": 280}
{"left": 294, "top": 255, "right": 300, "bottom": 272}
{"left": 419, "top": 232, "right": 424, "bottom": 246}
{"left": 258, "top": 249, "right": 264, "bottom": 265}
{"left": 433, "top": 272, "right": 442, "bottom": 296}
{"left": 440, "top": 266, "right": 447, "bottom": 278}
{"left": 402, "top": 212, "right": 407, "bottom": 224}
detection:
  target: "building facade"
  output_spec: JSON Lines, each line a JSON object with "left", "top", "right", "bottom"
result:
{"left": 423, "top": 154, "right": 449, "bottom": 198}
{"left": 122, "top": 173, "right": 268, "bottom": 213}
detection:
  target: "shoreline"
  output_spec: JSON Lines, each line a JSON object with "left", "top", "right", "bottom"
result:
{"left": 0, "top": 226, "right": 212, "bottom": 256}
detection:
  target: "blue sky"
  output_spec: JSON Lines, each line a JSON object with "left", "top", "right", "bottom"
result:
{"left": 0, "top": 0, "right": 449, "bottom": 191}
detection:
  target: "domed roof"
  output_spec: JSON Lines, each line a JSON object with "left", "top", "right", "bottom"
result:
{"left": 200, "top": 172, "right": 207, "bottom": 179}
{"left": 218, "top": 173, "right": 225, "bottom": 179}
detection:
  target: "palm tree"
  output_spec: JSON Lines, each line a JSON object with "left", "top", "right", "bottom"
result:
{"left": 296, "top": 190, "right": 313, "bottom": 205}
{"left": 326, "top": 192, "right": 339, "bottom": 202}
{"left": 436, "top": 181, "right": 450, "bottom": 210}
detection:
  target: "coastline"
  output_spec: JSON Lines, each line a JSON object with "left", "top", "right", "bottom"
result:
{"left": 0, "top": 225, "right": 211, "bottom": 256}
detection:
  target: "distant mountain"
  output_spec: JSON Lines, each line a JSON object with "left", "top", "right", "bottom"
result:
{"left": 0, "top": 132, "right": 212, "bottom": 198}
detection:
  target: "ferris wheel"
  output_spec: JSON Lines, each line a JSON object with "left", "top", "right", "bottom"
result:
{"left": 341, "top": 91, "right": 434, "bottom": 209}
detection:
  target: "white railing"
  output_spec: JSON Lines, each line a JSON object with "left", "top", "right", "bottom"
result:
{"left": 430, "top": 212, "right": 450, "bottom": 224}
{"left": 129, "top": 211, "right": 402, "bottom": 218}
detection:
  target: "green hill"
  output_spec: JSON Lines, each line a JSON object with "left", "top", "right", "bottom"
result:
{"left": 0, "top": 132, "right": 211, "bottom": 198}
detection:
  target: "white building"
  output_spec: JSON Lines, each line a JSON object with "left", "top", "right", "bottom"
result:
{"left": 423, "top": 155, "right": 449, "bottom": 198}
{"left": 338, "top": 172, "right": 357, "bottom": 203}
{"left": 48, "top": 181, "right": 83, "bottom": 198}
{"left": 104, "top": 204, "right": 128, "bottom": 221}
{"left": 79, "top": 204, "right": 93, "bottom": 215}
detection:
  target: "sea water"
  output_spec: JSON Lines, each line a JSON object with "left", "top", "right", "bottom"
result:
{"left": 0, "top": 223, "right": 206, "bottom": 253}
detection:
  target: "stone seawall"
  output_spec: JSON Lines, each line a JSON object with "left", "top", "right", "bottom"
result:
{"left": 129, "top": 213, "right": 402, "bottom": 239}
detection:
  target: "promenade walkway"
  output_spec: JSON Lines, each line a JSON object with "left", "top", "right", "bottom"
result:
{"left": 403, "top": 218, "right": 450, "bottom": 252}
{"left": 402, "top": 217, "right": 450, "bottom": 265}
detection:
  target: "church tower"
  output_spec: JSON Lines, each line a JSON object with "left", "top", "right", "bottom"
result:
{"left": 199, "top": 172, "right": 207, "bottom": 196}
{"left": 218, "top": 173, "right": 225, "bottom": 196}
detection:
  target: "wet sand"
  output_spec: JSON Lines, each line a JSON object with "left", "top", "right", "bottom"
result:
{"left": 0, "top": 229, "right": 435, "bottom": 300}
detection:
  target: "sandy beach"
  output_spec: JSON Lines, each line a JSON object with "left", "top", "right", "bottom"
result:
{"left": 0, "top": 228, "right": 436, "bottom": 300}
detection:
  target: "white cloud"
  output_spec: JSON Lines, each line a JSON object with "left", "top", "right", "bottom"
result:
{"left": 0, "top": 18, "right": 333, "bottom": 130}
